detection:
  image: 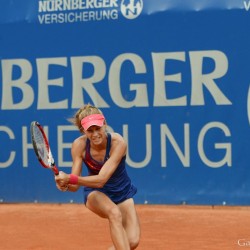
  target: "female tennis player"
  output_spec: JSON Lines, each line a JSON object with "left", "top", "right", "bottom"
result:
{"left": 55, "top": 104, "right": 140, "bottom": 250}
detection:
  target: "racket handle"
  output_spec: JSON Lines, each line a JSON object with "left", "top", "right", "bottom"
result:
{"left": 52, "top": 165, "right": 59, "bottom": 175}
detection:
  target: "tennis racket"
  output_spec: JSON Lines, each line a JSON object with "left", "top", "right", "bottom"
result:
{"left": 30, "top": 121, "right": 59, "bottom": 175}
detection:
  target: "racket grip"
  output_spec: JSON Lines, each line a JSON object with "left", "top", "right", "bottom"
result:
{"left": 53, "top": 167, "right": 59, "bottom": 175}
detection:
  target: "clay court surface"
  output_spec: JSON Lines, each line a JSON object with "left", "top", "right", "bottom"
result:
{"left": 1, "top": 204, "right": 250, "bottom": 250}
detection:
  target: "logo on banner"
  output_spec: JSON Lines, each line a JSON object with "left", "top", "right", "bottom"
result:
{"left": 37, "top": 0, "right": 143, "bottom": 24}
{"left": 121, "top": 0, "right": 143, "bottom": 19}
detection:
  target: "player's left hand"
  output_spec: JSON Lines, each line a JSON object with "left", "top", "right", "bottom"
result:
{"left": 55, "top": 171, "right": 70, "bottom": 187}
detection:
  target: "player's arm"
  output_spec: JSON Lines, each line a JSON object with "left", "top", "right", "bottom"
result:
{"left": 55, "top": 136, "right": 84, "bottom": 192}
{"left": 66, "top": 136, "right": 85, "bottom": 191}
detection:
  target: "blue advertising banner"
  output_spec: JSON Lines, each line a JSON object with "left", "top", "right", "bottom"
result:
{"left": 0, "top": 0, "right": 250, "bottom": 205}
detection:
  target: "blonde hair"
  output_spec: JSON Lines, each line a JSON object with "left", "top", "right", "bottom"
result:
{"left": 70, "top": 104, "right": 103, "bottom": 131}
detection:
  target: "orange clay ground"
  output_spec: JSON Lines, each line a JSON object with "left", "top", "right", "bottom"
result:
{"left": 0, "top": 204, "right": 250, "bottom": 250}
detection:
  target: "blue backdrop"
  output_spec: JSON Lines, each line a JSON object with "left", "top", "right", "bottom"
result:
{"left": 0, "top": 0, "right": 250, "bottom": 205}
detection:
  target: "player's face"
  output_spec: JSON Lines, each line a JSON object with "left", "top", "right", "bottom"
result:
{"left": 84, "top": 125, "right": 106, "bottom": 145}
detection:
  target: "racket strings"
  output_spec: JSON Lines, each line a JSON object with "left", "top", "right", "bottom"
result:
{"left": 33, "top": 127, "right": 51, "bottom": 165}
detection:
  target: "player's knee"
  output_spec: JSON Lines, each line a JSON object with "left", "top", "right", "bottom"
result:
{"left": 128, "top": 233, "right": 140, "bottom": 249}
{"left": 129, "top": 236, "right": 140, "bottom": 249}
{"left": 108, "top": 206, "right": 122, "bottom": 223}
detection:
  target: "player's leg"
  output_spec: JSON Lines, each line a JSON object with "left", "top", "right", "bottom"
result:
{"left": 86, "top": 191, "right": 130, "bottom": 250}
{"left": 118, "top": 198, "right": 140, "bottom": 249}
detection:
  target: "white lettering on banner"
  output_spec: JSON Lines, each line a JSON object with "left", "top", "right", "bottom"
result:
{"left": 160, "top": 122, "right": 232, "bottom": 168}
{"left": 1, "top": 59, "right": 34, "bottom": 110}
{"left": 38, "top": 10, "right": 119, "bottom": 24}
{"left": 0, "top": 51, "right": 232, "bottom": 110}
{"left": 152, "top": 51, "right": 231, "bottom": 106}
{"left": 161, "top": 124, "right": 190, "bottom": 167}
{"left": 39, "top": 0, "right": 118, "bottom": 12}
{"left": 0, "top": 126, "right": 16, "bottom": 168}
{"left": 189, "top": 51, "right": 231, "bottom": 105}
{"left": 71, "top": 56, "right": 108, "bottom": 108}
{"left": 14, "top": 122, "right": 232, "bottom": 169}
{"left": 244, "top": 1, "right": 250, "bottom": 11}
{"left": 109, "top": 53, "right": 149, "bottom": 107}
{"left": 153, "top": 52, "right": 187, "bottom": 106}
{"left": 198, "top": 122, "right": 232, "bottom": 168}
{"left": 36, "top": 57, "right": 68, "bottom": 109}
{"left": 38, "top": 0, "right": 119, "bottom": 23}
